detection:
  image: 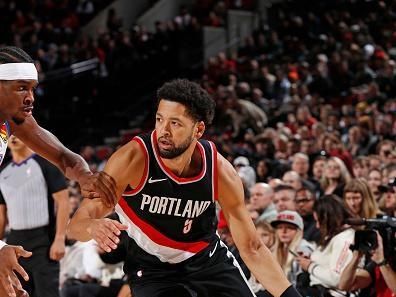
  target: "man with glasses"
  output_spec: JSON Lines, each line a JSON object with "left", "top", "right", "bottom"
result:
{"left": 295, "top": 187, "right": 320, "bottom": 243}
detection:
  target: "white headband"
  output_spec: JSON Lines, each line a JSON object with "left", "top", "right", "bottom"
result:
{"left": 0, "top": 63, "right": 38, "bottom": 81}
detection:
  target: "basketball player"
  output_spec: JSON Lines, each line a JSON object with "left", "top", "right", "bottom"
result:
{"left": 68, "top": 79, "right": 301, "bottom": 297}
{"left": 0, "top": 46, "right": 116, "bottom": 297}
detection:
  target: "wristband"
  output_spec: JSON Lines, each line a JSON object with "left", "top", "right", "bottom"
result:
{"left": 0, "top": 240, "right": 6, "bottom": 250}
{"left": 280, "top": 285, "right": 302, "bottom": 297}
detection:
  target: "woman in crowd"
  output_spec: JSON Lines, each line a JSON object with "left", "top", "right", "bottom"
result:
{"left": 255, "top": 220, "right": 275, "bottom": 250}
{"left": 321, "top": 157, "right": 352, "bottom": 197}
{"left": 343, "top": 178, "right": 381, "bottom": 220}
{"left": 367, "top": 169, "right": 384, "bottom": 204}
{"left": 296, "top": 195, "right": 355, "bottom": 297}
{"left": 271, "top": 211, "right": 315, "bottom": 289}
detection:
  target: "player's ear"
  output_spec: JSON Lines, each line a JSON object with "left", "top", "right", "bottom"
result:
{"left": 195, "top": 121, "right": 205, "bottom": 139}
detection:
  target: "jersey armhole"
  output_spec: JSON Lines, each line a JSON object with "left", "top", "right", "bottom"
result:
{"left": 209, "top": 141, "right": 218, "bottom": 201}
{"left": 123, "top": 136, "right": 149, "bottom": 196}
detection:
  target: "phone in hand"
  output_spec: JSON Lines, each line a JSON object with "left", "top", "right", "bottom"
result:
{"left": 288, "top": 249, "right": 299, "bottom": 257}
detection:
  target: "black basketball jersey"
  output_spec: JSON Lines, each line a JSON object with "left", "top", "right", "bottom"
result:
{"left": 115, "top": 130, "right": 219, "bottom": 264}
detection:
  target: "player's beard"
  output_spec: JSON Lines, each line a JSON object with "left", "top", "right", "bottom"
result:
{"left": 158, "top": 134, "right": 193, "bottom": 159}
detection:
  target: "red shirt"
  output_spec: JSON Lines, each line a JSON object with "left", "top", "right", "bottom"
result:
{"left": 375, "top": 266, "right": 395, "bottom": 297}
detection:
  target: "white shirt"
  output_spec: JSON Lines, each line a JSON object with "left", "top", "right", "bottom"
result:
{"left": 60, "top": 240, "right": 103, "bottom": 286}
{"left": 0, "top": 239, "right": 6, "bottom": 250}
{"left": 309, "top": 228, "right": 355, "bottom": 290}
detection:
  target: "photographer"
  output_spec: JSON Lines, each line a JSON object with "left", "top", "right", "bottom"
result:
{"left": 339, "top": 232, "right": 396, "bottom": 296}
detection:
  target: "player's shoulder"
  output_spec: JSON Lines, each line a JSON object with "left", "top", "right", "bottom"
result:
{"left": 109, "top": 136, "right": 147, "bottom": 165}
{"left": 216, "top": 152, "right": 234, "bottom": 172}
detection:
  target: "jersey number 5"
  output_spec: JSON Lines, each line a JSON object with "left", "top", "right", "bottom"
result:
{"left": 183, "top": 219, "right": 193, "bottom": 234}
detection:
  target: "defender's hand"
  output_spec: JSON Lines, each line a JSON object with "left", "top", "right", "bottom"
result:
{"left": 87, "top": 218, "right": 128, "bottom": 252}
{"left": 80, "top": 172, "right": 117, "bottom": 207}
{"left": 0, "top": 245, "right": 32, "bottom": 297}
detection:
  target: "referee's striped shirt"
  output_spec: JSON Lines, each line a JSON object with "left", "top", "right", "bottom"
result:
{"left": 0, "top": 154, "right": 67, "bottom": 231}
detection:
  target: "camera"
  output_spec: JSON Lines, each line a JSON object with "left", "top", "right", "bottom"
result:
{"left": 346, "top": 216, "right": 396, "bottom": 265}
{"left": 352, "top": 229, "right": 378, "bottom": 253}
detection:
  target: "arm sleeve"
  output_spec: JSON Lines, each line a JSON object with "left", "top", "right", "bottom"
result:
{"left": 309, "top": 234, "right": 353, "bottom": 288}
{"left": 34, "top": 155, "right": 67, "bottom": 193}
{"left": 0, "top": 239, "right": 6, "bottom": 250}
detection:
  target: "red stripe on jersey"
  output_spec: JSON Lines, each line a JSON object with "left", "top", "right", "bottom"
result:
{"left": 118, "top": 197, "right": 209, "bottom": 253}
{"left": 151, "top": 131, "right": 206, "bottom": 183}
{"left": 123, "top": 137, "right": 149, "bottom": 195}
{"left": 209, "top": 141, "right": 218, "bottom": 201}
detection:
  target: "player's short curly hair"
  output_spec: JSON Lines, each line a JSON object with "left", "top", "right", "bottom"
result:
{"left": 157, "top": 79, "right": 215, "bottom": 125}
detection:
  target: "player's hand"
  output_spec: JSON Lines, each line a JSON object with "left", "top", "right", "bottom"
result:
{"left": 87, "top": 218, "right": 128, "bottom": 253}
{"left": 80, "top": 171, "right": 117, "bottom": 207}
{"left": 49, "top": 238, "right": 65, "bottom": 261}
{"left": 0, "top": 245, "right": 32, "bottom": 297}
{"left": 0, "top": 286, "right": 29, "bottom": 297}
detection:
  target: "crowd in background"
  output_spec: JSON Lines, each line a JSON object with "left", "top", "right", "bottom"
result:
{"left": 0, "top": 0, "right": 396, "bottom": 296}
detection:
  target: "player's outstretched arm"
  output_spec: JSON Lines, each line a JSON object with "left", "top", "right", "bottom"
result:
{"left": 67, "top": 139, "right": 145, "bottom": 252}
{"left": 217, "top": 153, "right": 301, "bottom": 297}
{"left": 10, "top": 116, "right": 118, "bottom": 207}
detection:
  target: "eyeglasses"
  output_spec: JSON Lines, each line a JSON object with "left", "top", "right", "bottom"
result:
{"left": 295, "top": 197, "right": 313, "bottom": 204}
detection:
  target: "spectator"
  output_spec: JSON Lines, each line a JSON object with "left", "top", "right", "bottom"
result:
{"left": 321, "top": 157, "right": 352, "bottom": 197}
{"left": 377, "top": 140, "right": 396, "bottom": 167}
{"left": 343, "top": 179, "right": 381, "bottom": 220}
{"left": 273, "top": 184, "right": 296, "bottom": 212}
{"left": 255, "top": 220, "right": 275, "bottom": 250}
{"left": 271, "top": 211, "right": 315, "bottom": 290}
{"left": 295, "top": 187, "right": 320, "bottom": 243}
{"left": 339, "top": 232, "right": 396, "bottom": 297}
{"left": 248, "top": 183, "right": 277, "bottom": 223}
{"left": 282, "top": 171, "right": 303, "bottom": 191}
{"left": 383, "top": 182, "right": 396, "bottom": 217}
{"left": 381, "top": 164, "right": 396, "bottom": 188}
{"left": 233, "top": 156, "right": 256, "bottom": 191}
{"left": 312, "top": 156, "right": 326, "bottom": 184}
{"left": 60, "top": 240, "right": 103, "bottom": 297}
{"left": 291, "top": 153, "right": 310, "bottom": 180}
{"left": 296, "top": 195, "right": 354, "bottom": 296}
{"left": 367, "top": 169, "right": 384, "bottom": 203}
{"left": 353, "top": 156, "right": 370, "bottom": 179}
{"left": 255, "top": 159, "right": 271, "bottom": 183}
